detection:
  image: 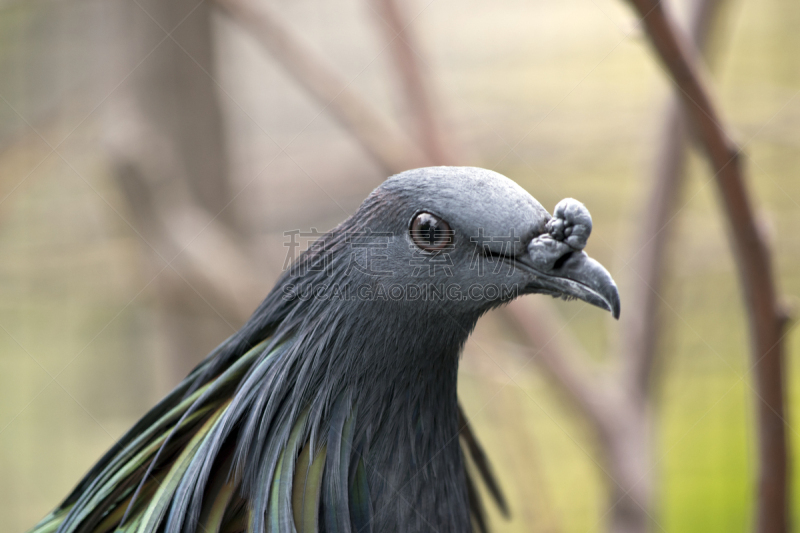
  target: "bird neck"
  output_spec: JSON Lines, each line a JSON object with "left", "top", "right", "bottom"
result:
{"left": 230, "top": 230, "right": 479, "bottom": 530}
{"left": 337, "top": 294, "right": 473, "bottom": 398}
{"left": 325, "top": 299, "right": 471, "bottom": 532}
{"left": 313, "top": 297, "right": 473, "bottom": 531}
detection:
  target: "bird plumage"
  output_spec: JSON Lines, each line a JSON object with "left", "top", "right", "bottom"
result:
{"left": 29, "top": 167, "right": 618, "bottom": 533}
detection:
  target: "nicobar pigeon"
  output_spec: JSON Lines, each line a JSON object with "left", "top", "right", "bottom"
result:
{"left": 29, "top": 167, "right": 620, "bottom": 533}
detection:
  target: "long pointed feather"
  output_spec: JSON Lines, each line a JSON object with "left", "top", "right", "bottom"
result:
{"left": 27, "top": 513, "right": 65, "bottom": 533}
{"left": 55, "top": 340, "right": 272, "bottom": 533}
{"left": 292, "top": 443, "right": 326, "bottom": 533}
{"left": 171, "top": 341, "right": 291, "bottom": 533}
{"left": 268, "top": 453, "right": 286, "bottom": 533}
{"left": 200, "top": 481, "right": 237, "bottom": 533}
{"left": 465, "top": 467, "right": 488, "bottom": 533}
{"left": 291, "top": 444, "right": 310, "bottom": 533}
{"left": 135, "top": 401, "right": 230, "bottom": 532}
{"left": 324, "top": 398, "right": 354, "bottom": 533}
{"left": 93, "top": 470, "right": 168, "bottom": 533}
{"left": 194, "top": 452, "right": 237, "bottom": 533}
{"left": 67, "top": 406, "right": 214, "bottom": 532}
{"left": 348, "top": 458, "right": 372, "bottom": 533}
{"left": 458, "top": 403, "right": 509, "bottom": 517}
{"left": 276, "top": 408, "right": 311, "bottom": 532}
{"left": 57, "top": 386, "right": 216, "bottom": 532}
{"left": 57, "top": 354, "right": 215, "bottom": 510}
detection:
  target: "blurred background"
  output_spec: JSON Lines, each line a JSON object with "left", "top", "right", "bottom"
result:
{"left": 0, "top": 0, "right": 798, "bottom": 531}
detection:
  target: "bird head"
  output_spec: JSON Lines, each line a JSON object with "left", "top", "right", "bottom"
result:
{"left": 317, "top": 166, "right": 619, "bottom": 321}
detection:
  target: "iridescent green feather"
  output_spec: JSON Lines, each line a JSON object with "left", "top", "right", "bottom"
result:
{"left": 348, "top": 459, "right": 371, "bottom": 533}
{"left": 292, "top": 444, "right": 326, "bottom": 533}
{"left": 135, "top": 401, "right": 230, "bottom": 532}
{"left": 275, "top": 408, "right": 311, "bottom": 532}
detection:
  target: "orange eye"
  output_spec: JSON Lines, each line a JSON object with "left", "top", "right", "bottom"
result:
{"left": 410, "top": 212, "right": 453, "bottom": 251}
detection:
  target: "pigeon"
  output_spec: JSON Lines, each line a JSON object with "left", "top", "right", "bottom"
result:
{"left": 30, "top": 166, "right": 619, "bottom": 533}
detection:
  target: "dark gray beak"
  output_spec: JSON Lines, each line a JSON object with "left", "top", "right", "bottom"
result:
{"left": 517, "top": 199, "right": 621, "bottom": 319}
{"left": 521, "top": 248, "right": 621, "bottom": 318}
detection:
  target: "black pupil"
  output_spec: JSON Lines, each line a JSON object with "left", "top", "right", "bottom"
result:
{"left": 420, "top": 218, "right": 437, "bottom": 244}
{"left": 415, "top": 213, "right": 448, "bottom": 247}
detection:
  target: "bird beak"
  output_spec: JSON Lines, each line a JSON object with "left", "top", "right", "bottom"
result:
{"left": 514, "top": 199, "right": 620, "bottom": 319}
{"left": 517, "top": 247, "right": 621, "bottom": 319}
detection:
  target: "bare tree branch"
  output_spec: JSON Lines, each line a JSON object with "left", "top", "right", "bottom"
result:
{"left": 623, "top": 0, "right": 724, "bottom": 399}
{"left": 102, "top": 0, "right": 254, "bottom": 382}
{"left": 92, "top": 0, "right": 245, "bottom": 384}
{"left": 369, "top": 0, "right": 456, "bottom": 165}
{"left": 106, "top": 120, "right": 266, "bottom": 325}
{"left": 624, "top": 1, "right": 789, "bottom": 531}
{"left": 215, "top": 0, "right": 429, "bottom": 174}
{"left": 505, "top": 299, "right": 614, "bottom": 435}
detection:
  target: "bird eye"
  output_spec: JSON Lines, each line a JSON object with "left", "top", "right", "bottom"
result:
{"left": 410, "top": 212, "right": 453, "bottom": 251}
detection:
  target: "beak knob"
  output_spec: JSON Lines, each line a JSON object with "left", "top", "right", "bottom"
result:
{"left": 525, "top": 198, "right": 621, "bottom": 319}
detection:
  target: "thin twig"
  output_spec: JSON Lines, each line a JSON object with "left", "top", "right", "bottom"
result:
{"left": 370, "top": 0, "right": 456, "bottom": 165}
{"left": 623, "top": 0, "right": 724, "bottom": 399}
{"left": 215, "top": 0, "right": 429, "bottom": 174}
{"left": 505, "top": 299, "right": 614, "bottom": 438}
{"left": 625, "top": 1, "right": 789, "bottom": 531}
{"left": 107, "top": 120, "right": 266, "bottom": 324}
